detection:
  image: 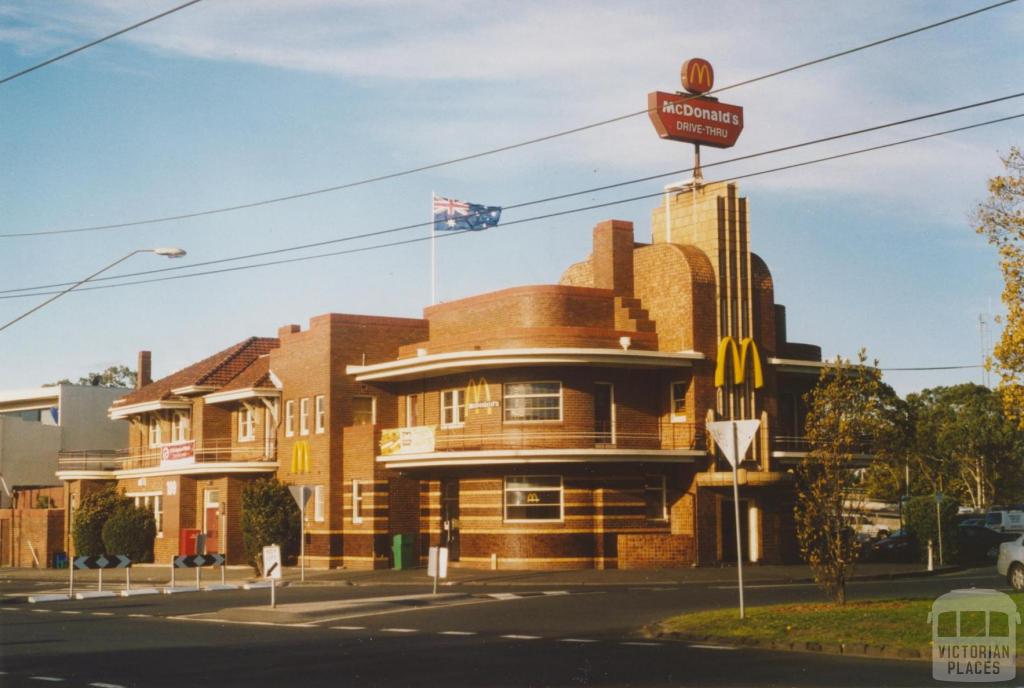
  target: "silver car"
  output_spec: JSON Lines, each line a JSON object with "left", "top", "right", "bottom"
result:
{"left": 996, "top": 534, "right": 1024, "bottom": 591}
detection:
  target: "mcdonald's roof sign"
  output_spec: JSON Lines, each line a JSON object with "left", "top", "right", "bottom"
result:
{"left": 648, "top": 58, "right": 743, "bottom": 149}
{"left": 681, "top": 58, "right": 714, "bottom": 94}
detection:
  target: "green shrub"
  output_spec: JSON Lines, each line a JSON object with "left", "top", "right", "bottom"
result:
{"left": 240, "top": 478, "right": 300, "bottom": 572}
{"left": 904, "top": 495, "right": 960, "bottom": 564}
{"left": 101, "top": 504, "right": 156, "bottom": 562}
{"left": 72, "top": 485, "right": 131, "bottom": 556}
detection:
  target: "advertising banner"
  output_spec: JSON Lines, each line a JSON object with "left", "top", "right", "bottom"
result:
{"left": 160, "top": 440, "right": 195, "bottom": 466}
{"left": 381, "top": 426, "right": 436, "bottom": 455}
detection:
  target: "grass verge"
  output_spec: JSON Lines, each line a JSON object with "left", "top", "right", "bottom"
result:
{"left": 654, "top": 593, "right": 1024, "bottom": 659}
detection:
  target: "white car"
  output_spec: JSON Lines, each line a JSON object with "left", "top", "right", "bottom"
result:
{"left": 996, "top": 534, "right": 1024, "bottom": 591}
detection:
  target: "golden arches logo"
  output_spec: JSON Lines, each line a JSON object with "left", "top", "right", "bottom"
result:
{"left": 681, "top": 58, "right": 714, "bottom": 94}
{"left": 290, "top": 440, "right": 311, "bottom": 474}
{"left": 714, "top": 336, "right": 764, "bottom": 389}
{"left": 466, "top": 378, "right": 498, "bottom": 415}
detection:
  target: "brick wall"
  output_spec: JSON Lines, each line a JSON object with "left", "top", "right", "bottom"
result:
{"left": 617, "top": 534, "right": 696, "bottom": 568}
{"left": 0, "top": 508, "right": 64, "bottom": 568}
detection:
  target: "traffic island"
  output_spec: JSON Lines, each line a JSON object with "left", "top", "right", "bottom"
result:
{"left": 649, "top": 595, "right": 1024, "bottom": 663}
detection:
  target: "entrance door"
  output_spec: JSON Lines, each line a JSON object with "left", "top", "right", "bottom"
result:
{"left": 440, "top": 479, "right": 460, "bottom": 562}
{"left": 204, "top": 489, "right": 220, "bottom": 554}
{"left": 720, "top": 499, "right": 750, "bottom": 562}
{"left": 594, "top": 383, "right": 614, "bottom": 445}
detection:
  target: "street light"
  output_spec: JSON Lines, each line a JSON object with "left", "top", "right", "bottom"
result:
{"left": 0, "top": 247, "right": 187, "bottom": 333}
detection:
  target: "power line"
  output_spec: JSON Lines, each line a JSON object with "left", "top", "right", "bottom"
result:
{"left": 3, "top": 0, "right": 1016, "bottom": 239}
{"left": 0, "top": 1, "right": 204, "bottom": 86}
{"left": 881, "top": 365, "right": 984, "bottom": 371}
{"left": 2, "top": 111, "right": 1019, "bottom": 302}
{"left": 4, "top": 92, "right": 1021, "bottom": 296}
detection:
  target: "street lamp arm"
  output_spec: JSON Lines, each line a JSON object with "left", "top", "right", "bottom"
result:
{"left": 0, "top": 248, "right": 184, "bottom": 333}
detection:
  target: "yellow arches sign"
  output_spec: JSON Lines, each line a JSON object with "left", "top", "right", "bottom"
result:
{"left": 291, "top": 440, "right": 311, "bottom": 474}
{"left": 714, "top": 336, "right": 764, "bottom": 389}
{"left": 466, "top": 378, "right": 499, "bottom": 415}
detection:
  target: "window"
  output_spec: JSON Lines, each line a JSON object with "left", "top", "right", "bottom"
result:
{"left": 503, "top": 382, "right": 562, "bottom": 422}
{"left": 131, "top": 493, "right": 163, "bottom": 535}
{"left": 299, "top": 398, "right": 310, "bottom": 435}
{"left": 352, "top": 396, "right": 376, "bottom": 426}
{"left": 147, "top": 417, "right": 162, "bottom": 447}
{"left": 405, "top": 394, "right": 419, "bottom": 427}
{"left": 352, "top": 480, "right": 363, "bottom": 524}
{"left": 504, "top": 476, "right": 563, "bottom": 522}
{"left": 670, "top": 381, "right": 689, "bottom": 423}
{"left": 171, "top": 412, "right": 190, "bottom": 443}
{"left": 238, "top": 406, "right": 255, "bottom": 441}
{"left": 315, "top": 395, "right": 325, "bottom": 434}
{"left": 314, "top": 485, "right": 325, "bottom": 522}
{"left": 441, "top": 389, "right": 466, "bottom": 427}
{"left": 645, "top": 475, "right": 668, "bottom": 521}
{"left": 285, "top": 400, "right": 295, "bottom": 437}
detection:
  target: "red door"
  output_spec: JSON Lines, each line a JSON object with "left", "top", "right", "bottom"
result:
{"left": 203, "top": 489, "right": 220, "bottom": 554}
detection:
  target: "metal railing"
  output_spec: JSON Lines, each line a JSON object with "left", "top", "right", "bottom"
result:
{"left": 386, "top": 421, "right": 705, "bottom": 454}
{"left": 57, "top": 438, "right": 277, "bottom": 472}
{"left": 772, "top": 435, "right": 874, "bottom": 455}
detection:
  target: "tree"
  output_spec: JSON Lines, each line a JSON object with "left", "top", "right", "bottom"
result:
{"left": 907, "top": 384, "right": 1023, "bottom": 511}
{"left": 101, "top": 504, "right": 156, "bottom": 562}
{"left": 47, "top": 365, "right": 136, "bottom": 388}
{"left": 72, "top": 485, "right": 131, "bottom": 556}
{"left": 795, "top": 350, "right": 904, "bottom": 605}
{"left": 976, "top": 147, "right": 1024, "bottom": 429}
{"left": 240, "top": 478, "right": 300, "bottom": 572}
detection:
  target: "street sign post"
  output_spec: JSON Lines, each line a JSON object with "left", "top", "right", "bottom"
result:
{"left": 428, "top": 546, "right": 448, "bottom": 595}
{"left": 707, "top": 419, "right": 761, "bottom": 620}
{"left": 288, "top": 485, "right": 313, "bottom": 582}
{"left": 263, "top": 544, "right": 282, "bottom": 608}
{"left": 935, "top": 491, "right": 945, "bottom": 566}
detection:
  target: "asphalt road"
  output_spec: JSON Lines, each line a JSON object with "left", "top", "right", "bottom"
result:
{"left": 0, "top": 567, "right": 1012, "bottom": 687}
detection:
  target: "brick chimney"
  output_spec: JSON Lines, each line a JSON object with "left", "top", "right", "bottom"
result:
{"left": 592, "top": 220, "right": 635, "bottom": 296}
{"left": 136, "top": 351, "right": 152, "bottom": 389}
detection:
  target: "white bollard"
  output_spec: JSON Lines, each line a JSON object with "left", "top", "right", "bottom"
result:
{"left": 928, "top": 538, "right": 934, "bottom": 572}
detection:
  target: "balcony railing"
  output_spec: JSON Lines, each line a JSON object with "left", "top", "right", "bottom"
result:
{"left": 57, "top": 438, "right": 276, "bottom": 472}
{"left": 381, "top": 422, "right": 705, "bottom": 456}
{"left": 772, "top": 435, "right": 874, "bottom": 456}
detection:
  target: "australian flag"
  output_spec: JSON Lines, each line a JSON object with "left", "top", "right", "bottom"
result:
{"left": 433, "top": 194, "right": 502, "bottom": 232}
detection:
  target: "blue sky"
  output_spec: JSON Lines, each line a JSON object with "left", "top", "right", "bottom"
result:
{"left": 0, "top": 0, "right": 1021, "bottom": 395}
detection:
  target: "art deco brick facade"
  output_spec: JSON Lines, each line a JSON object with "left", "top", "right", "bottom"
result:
{"left": 59, "top": 181, "right": 828, "bottom": 571}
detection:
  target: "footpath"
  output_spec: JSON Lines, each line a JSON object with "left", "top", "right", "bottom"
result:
{"left": 1, "top": 561, "right": 962, "bottom": 594}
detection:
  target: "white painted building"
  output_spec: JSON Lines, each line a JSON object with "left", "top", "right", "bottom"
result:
{"left": 0, "top": 385, "right": 128, "bottom": 507}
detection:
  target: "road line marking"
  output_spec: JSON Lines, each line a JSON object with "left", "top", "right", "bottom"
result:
{"left": 91, "top": 612, "right": 114, "bottom": 616}
{"left": 439, "top": 630, "right": 476, "bottom": 636}
{"left": 127, "top": 613, "right": 152, "bottom": 618}
{"left": 90, "top": 683, "right": 128, "bottom": 688}
{"left": 286, "top": 623, "right": 318, "bottom": 627}
{"left": 487, "top": 593, "right": 520, "bottom": 600}
{"left": 542, "top": 590, "right": 570, "bottom": 596}
{"left": 29, "top": 677, "right": 65, "bottom": 682}
{"left": 330, "top": 625, "right": 366, "bottom": 631}
{"left": 381, "top": 628, "right": 418, "bottom": 633}
{"left": 501, "top": 634, "right": 541, "bottom": 640}
{"left": 1, "top": 606, "right": 18, "bottom": 610}
{"left": 621, "top": 642, "right": 661, "bottom": 647}
{"left": 60, "top": 610, "right": 82, "bottom": 615}
{"left": 559, "top": 638, "right": 599, "bottom": 643}
{"left": 689, "top": 643, "right": 736, "bottom": 650}
{"left": 31, "top": 609, "right": 52, "bottom": 613}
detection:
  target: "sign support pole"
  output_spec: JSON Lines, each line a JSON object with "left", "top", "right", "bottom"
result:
{"left": 935, "top": 492, "right": 944, "bottom": 566}
{"left": 300, "top": 506, "right": 306, "bottom": 583}
{"left": 731, "top": 421, "right": 745, "bottom": 620}
{"left": 98, "top": 567, "right": 103, "bottom": 593}
{"left": 69, "top": 559, "right": 74, "bottom": 598}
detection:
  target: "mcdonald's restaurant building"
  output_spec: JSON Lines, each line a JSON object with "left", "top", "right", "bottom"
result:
{"left": 58, "top": 181, "right": 829, "bottom": 570}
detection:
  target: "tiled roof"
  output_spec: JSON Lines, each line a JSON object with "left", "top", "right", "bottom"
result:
{"left": 217, "top": 355, "right": 273, "bottom": 393}
{"left": 113, "top": 337, "right": 279, "bottom": 407}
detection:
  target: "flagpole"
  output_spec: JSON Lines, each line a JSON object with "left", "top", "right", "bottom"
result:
{"left": 431, "top": 192, "right": 437, "bottom": 305}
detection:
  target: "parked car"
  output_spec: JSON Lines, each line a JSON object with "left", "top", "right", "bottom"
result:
{"left": 958, "top": 525, "right": 1020, "bottom": 564}
{"left": 867, "top": 529, "right": 917, "bottom": 562}
{"left": 996, "top": 534, "right": 1024, "bottom": 591}
{"left": 986, "top": 510, "right": 1024, "bottom": 533}
{"left": 848, "top": 514, "right": 891, "bottom": 542}
{"left": 958, "top": 517, "right": 986, "bottom": 528}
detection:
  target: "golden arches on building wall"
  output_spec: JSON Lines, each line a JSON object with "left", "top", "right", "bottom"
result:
{"left": 714, "top": 336, "right": 764, "bottom": 389}
{"left": 291, "top": 440, "right": 311, "bottom": 474}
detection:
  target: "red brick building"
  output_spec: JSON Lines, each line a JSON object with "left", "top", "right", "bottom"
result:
{"left": 59, "top": 181, "right": 828, "bottom": 569}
